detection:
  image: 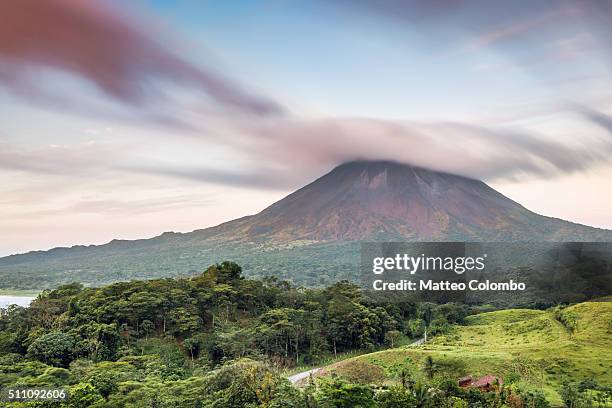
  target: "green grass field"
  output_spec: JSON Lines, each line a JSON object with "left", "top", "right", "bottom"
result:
{"left": 318, "top": 301, "right": 612, "bottom": 406}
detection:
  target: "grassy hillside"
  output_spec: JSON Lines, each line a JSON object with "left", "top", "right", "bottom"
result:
{"left": 318, "top": 301, "right": 612, "bottom": 406}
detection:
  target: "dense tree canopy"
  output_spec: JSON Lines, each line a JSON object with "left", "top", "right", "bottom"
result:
{"left": 3, "top": 262, "right": 460, "bottom": 369}
{"left": 0, "top": 262, "right": 570, "bottom": 407}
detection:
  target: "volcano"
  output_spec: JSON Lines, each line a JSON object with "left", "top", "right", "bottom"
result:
{"left": 205, "top": 160, "right": 609, "bottom": 242}
{"left": 1, "top": 161, "right": 610, "bottom": 289}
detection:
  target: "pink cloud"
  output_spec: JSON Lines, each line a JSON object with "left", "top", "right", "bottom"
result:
{"left": 0, "top": 0, "right": 283, "bottom": 116}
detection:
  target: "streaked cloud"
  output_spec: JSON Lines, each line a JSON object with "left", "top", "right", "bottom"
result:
{"left": 0, "top": 139, "right": 120, "bottom": 175}
{"left": 0, "top": 0, "right": 284, "bottom": 118}
{"left": 119, "top": 108, "right": 612, "bottom": 190}
{"left": 336, "top": 0, "right": 612, "bottom": 73}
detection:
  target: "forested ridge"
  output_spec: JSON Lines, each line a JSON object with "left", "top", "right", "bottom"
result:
{"left": 0, "top": 262, "right": 606, "bottom": 407}
{"left": 0, "top": 262, "right": 462, "bottom": 406}
{"left": 1, "top": 262, "right": 460, "bottom": 365}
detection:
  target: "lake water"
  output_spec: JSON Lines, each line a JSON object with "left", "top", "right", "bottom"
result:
{"left": 0, "top": 295, "right": 36, "bottom": 308}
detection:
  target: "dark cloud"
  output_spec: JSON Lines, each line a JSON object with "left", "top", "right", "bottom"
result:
{"left": 0, "top": 0, "right": 284, "bottom": 117}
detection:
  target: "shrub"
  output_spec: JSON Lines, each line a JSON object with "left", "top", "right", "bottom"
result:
{"left": 375, "top": 385, "right": 416, "bottom": 407}
{"left": 315, "top": 377, "right": 375, "bottom": 408}
{"left": 68, "top": 382, "right": 104, "bottom": 407}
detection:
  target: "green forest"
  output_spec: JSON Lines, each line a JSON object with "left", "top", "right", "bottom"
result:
{"left": 0, "top": 262, "right": 609, "bottom": 407}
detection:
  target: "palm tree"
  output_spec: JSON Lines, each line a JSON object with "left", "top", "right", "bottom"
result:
{"left": 423, "top": 356, "right": 436, "bottom": 380}
{"left": 400, "top": 369, "right": 416, "bottom": 391}
{"left": 413, "top": 381, "right": 431, "bottom": 408}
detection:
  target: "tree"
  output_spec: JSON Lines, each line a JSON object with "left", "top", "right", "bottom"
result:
{"left": 413, "top": 381, "right": 432, "bottom": 408}
{"left": 141, "top": 319, "right": 154, "bottom": 339}
{"left": 168, "top": 307, "right": 202, "bottom": 337}
{"left": 399, "top": 369, "right": 415, "bottom": 390}
{"left": 212, "top": 284, "right": 238, "bottom": 324}
{"left": 200, "top": 359, "right": 303, "bottom": 408}
{"left": 218, "top": 326, "right": 255, "bottom": 360}
{"left": 428, "top": 317, "right": 451, "bottom": 336}
{"left": 27, "top": 331, "right": 78, "bottom": 367}
{"left": 385, "top": 330, "right": 401, "bottom": 348}
{"left": 76, "top": 322, "right": 120, "bottom": 362}
{"left": 120, "top": 322, "right": 135, "bottom": 347}
{"left": 204, "top": 261, "right": 244, "bottom": 284}
{"left": 183, "top": 337, "right": 200, "bottom": 362}
{"left": 419, "top": 304, "right": 434, "bottom": 342}
{"left": 127, "top": 292, "right": 161, "bottom": 333}
{"left": 423, "top": 356, "right": 436, "bottom": 380}
{"left": 560, "top": 381, "right": 584, "bottom": 408}
{"left": 408, "top": 318, "right": 425, "bottom": 339}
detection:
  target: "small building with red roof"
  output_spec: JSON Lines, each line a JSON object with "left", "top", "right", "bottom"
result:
{"left": 458, "top": 374, "right": 503, "bottom": 392}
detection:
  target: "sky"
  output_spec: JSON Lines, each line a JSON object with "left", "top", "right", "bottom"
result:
{"left": 1, "top": 0, "right": 612, "bottom": 256}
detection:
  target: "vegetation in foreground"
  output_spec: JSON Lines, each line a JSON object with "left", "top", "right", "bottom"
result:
{"left": 0, "top": 262, "right": 609, "bottom": 407}
{"left": 317, "top": 301, "right": 612, "bottom": 406}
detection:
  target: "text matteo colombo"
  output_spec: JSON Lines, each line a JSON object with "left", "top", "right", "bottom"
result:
{"left": 371, "top": 254, "right": 526, "bottom": 292}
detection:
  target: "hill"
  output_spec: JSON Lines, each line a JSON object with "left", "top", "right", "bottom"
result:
{"left": 318, "top": 301, "right": 612, "bottom": 406}
{"left": 1, "top": 161, "right": 611, "bottom": 289}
